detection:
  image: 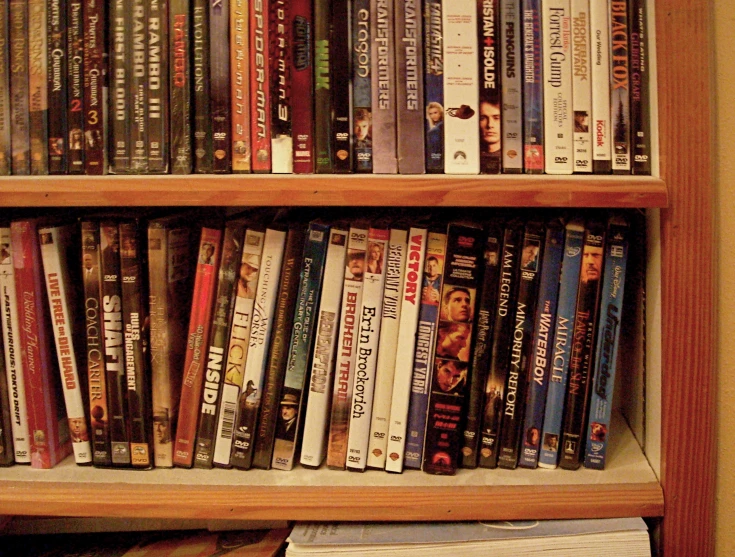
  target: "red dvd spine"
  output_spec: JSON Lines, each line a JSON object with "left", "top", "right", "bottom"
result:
{"left": 172, "top": 226, "right": 223, "bottom": 467}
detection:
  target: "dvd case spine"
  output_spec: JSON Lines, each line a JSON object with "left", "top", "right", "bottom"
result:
{"left": 212, "top": 228, "right": 266, "bottom": 467}
{"left": 119, "top": 221, "right": 152, "bottom": 468}
{"left": 344, "top": 226, "right": 390, "bottom": 472}
{"left": 173, "top": 225, "right": 223, "bottom": 468}
{"left": 423, "top": 222, "right": 485, "bottom": 475}
{"left": 82, "top": 0, "right": 107, "bottom": 174}
{"left": 351, "top": 0, "right": 371, "bottom": 173}
{"left": 81, "top": 221, "right": 111, "bottom": 466}
{"left": 326, "top": 224, "right": 369, "bottom": 469}
{"left": 583, "top": 216, "right": 630, "bottom": 469}
{"left": 571, "top": 0, "right": 592, "bottom": 173}
{"left": 66, "top": 0, "right": 85, "bottom": 174}
{"left": 109, "top": 0, "right": 130, "bottom": 174}
{"left": 270, "top": 0, "right": 293, "bottom": 173}
{"left": 394, "top": 0, "right": 423, "bottom": 174}
{"left": 423, "top": 0, "right": 443, "bottom": 173}
{"left": 0, "top": 227, "right": 31, "bottom": 463}
{"left": 147, "top": 0, "right": 169, "bottom": 173}
{"left": 610, "top": 0, "right": 631, "bottom": 174}
{"left": 193, "top": 0, "right": 213, "bottom": 173}
{"left": 589, "top": 0, "right": 611, "bottom": 173}
{"left": 443, "top": 0, "right": 479, "bottom": 174}
{"left": 229, "top": 227, "right": 286, "bottom": 469}
{"left": 478, "top": 220, "right": 522, "bottom": 468}
{"left": 130, "top": 0, "right": 148, "bottom": 173}
{"left": 169, "top": 0, "right": 192, "bottom": 173}
{"left": 371, "top": 0, "right": 398, "bottom": 174}
{"left": 542, "top": 0, "right": 573, "bottom": 174}
{"left": 210, "top": 0, "right": 231, "bottom": 173}
{"left": 99, "top": 221, "right": 130, "bottom": 466}
{"left": 460, "top": 224, "right": 501, "bottom": 469}
{"left": 518, "top": 220, "right": 565, "bottom": 469}
{"left": 521, "top": 0, "right": 543, "bottom": 173}
{"left": 28, "top": 0, "right": 49, "bottom": 175}
{"left": 478, "top": 0, "right": 501, "bottom": 174}
{"left": 313, "top": 0, "right": 332, "bottom": 173}
{"left": 559, "top": 220, "right": 605, "bottom": 470}
{"left": 230, "top": 0, "right": 251, "bottom": 173}
{"left": 384, "top": 227, "right": 427, "bottom": 473}
{"left": 299, "top": 227, "right": 347, "bottom": 468}
{"left": 9, "top": 0, "right": 30, "bottom": 175}
{"left": 537, "top": 218, "right": 584, "bottom": 468}
{"left": 250, "top": 0, "right": 271, "bottom": 172}
{"left": 331, "top": 0, "right": 351, "bottom": 172}
{"left": 366, "top": 227, "right": 408, "bottom": 469}
{"left": 501, "top": 0, "right": 523, "bottom": 173}
{"left": 47, "top": 0, "right": 68, "bottom": 174}
{"left": 39, "top": 224, "right": 93, "bottom": 465}
{"left": 193, "top": 220, "right": 247, "bottom": 468}
{"left": 291, "top": 0, "right": 314, "bottom": 173}
{"left": 271, "top": 222, "right": 330, "bottom": 471}
{"left": 629, "top": 0, "right": 650, "bottom": 175}
{"left": 403, "top": 229, "right": 446, "bottom": 469}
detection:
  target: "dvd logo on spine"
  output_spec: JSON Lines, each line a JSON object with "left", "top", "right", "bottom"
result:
{"left": 554, "top": 156, "right": 568, "bottom": 164}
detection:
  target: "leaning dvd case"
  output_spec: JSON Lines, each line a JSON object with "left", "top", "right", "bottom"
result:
{"left": 299, "top": 227, "right": 347, "bottom": 468}
{"left": 271, "top": 222, "right": 330, "bottom": 471}
{"left": 584, "top": 216, "right": 630, "bottom": 469}
{"left": 39, "top": 224, "right": 93, "bottom": 466}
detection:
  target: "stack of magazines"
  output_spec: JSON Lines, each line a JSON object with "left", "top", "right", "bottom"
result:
{"left": 286, "top": 518, "right": 651, "bottom": 556}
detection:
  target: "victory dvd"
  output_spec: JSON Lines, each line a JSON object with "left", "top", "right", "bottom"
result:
{"left": 403, "top": 229, "right": 446, "bottom": 469}
{"left": 384, "top": 227, "right": 427, "bottom": 473}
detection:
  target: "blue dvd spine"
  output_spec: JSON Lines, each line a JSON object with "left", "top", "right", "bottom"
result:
{"left": 518, "top": 220, "right": 565, "bottom": 468}
{"left": 537, "top": 219, "right": 584, "bottom": 468}
{"left": 583, "top": 217, "right": 630, "bottom": 469}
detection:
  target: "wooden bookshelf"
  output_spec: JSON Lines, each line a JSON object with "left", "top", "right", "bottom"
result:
{"left": 0, "top": 0, "right": 716, "bottom": 551}
{"left": 0, "top": 175, "right": 667, "bottom": 208}
{"left": 0, "top": 414, "right": 662, "bottom": 521}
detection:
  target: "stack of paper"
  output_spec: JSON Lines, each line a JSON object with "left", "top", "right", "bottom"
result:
{"left": 286, "top": 518, "right": 651, "bottom": 556}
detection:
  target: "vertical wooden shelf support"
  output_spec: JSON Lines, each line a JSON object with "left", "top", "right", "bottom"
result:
{"left": 657, "top": 0, "right": 716, "bottom": 555}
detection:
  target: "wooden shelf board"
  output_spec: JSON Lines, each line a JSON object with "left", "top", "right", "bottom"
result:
{"left": 0, "top": 413, "right": 663, "bottom": 521}
{"left": 0, "top": 175, "right": 668, "bottom": 208}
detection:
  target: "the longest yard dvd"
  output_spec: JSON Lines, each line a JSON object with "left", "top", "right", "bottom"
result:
{"left": 584, "top": 216, "right": 630, "bottom": 469}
